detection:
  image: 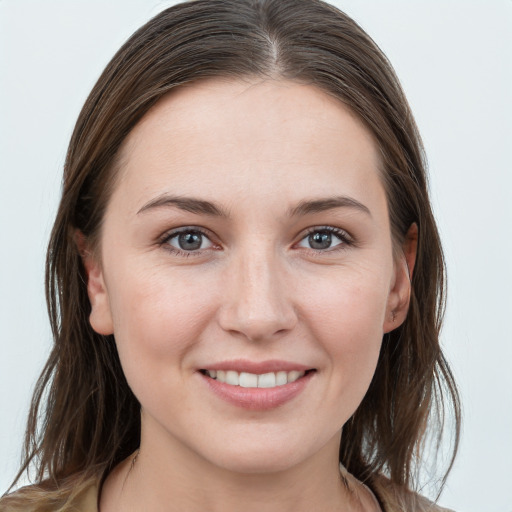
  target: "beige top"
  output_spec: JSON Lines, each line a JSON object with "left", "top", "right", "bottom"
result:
{"left": 1, "top": 474, "right": 454, "bottom": 512}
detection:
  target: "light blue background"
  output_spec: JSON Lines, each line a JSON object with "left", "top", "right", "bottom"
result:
{"left": 1, "top": 2, "right": 511, "bottom": 510}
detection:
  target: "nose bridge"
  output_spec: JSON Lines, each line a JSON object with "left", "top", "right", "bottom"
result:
{"left": 219, "top": 238, "right": 296, "bottom": 340}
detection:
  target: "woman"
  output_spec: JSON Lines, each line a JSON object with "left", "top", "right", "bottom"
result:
{"left": 1, "top": 0, "right": 460, "bottom": 510}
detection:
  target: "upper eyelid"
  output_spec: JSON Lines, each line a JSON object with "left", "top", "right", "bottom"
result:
{"left": 158, "top": 225, "right": 354, "bottom": 248}
{"left": 160, "top": 226, "right": 215, "bottom": 242}
{"left": 299, "top": 226, "right": 353, "bottom": 241}
{"left": 159, "top": 227, "right": 216, "bottom": 257}
{"left": 293, "top": 226, "right": 355, "bottom": 253}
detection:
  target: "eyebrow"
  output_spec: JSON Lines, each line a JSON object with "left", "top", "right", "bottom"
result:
{"left": 137, "top": 195, "right": 229, "bottom": 217}
{"left": 137, "top": 194, "right": 371, "bottom": 218}
{"left": 289, "top": 196, "right": 371, "bottom": 217}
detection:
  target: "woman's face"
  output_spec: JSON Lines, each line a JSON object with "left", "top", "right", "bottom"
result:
{"left": 86, "top": 78, "right": 411, "bottom": 474}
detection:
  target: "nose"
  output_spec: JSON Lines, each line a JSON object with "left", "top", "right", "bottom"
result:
{"left": 217, "top": 244, "right": 297, "bottom": 342}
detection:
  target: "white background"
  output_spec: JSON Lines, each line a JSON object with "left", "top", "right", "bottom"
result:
{"left": 1, "top": 1, "right": 511, "bottom": 511}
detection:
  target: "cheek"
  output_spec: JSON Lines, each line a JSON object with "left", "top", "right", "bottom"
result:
{"left": 299, "top": 267, "right": 389, "bottom": 392}
{"left": 105, "top": 264, "right": 218, "bottom": 388}
{"left": 303, "top": 264, "right": 389, "bottom": 336}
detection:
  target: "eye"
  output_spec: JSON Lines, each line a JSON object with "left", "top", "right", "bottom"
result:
{"left": 165, "top": 229, "right": 214, "bottom": 252}
{"left": 297, "top": 227, "right": 350, "bottom": 251}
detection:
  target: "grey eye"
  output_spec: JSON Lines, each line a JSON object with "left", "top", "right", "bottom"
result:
{"left": 298, "top": 230, "right": 343, "bottom": 250}
{"left": 168, "top": 231, "right": 213, "bottom": 251}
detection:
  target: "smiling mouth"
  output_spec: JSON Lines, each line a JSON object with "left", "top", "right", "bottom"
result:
{"left": 199, "top": 369, "right": 316, "bottom": 389}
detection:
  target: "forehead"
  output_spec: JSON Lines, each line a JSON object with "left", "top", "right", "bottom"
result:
{"left": 112, "top": 77, "right": 384, "bottom": 216}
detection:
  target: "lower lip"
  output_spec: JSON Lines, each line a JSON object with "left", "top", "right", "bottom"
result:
{"left": 199, "top": 371, "right": 315, "bottom": 410}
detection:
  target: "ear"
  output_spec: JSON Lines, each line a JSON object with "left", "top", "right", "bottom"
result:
{"left": 75, "top": 230, "right": 114, "bottom": 336}
{"left": 383, "top": 223, "right": 418, "bottom": 333}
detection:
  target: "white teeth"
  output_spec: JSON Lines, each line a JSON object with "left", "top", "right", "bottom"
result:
{"left": 286, "top": 370, "right": 305, "bottom": 383}
{"left": 225, "top": 371, "right": 239, "bottom": 386}
{"left": 276, "top": 371, "right": 288, "bottom": 386}
{"left": 206, "top": 369, "right": 307, "bottom": 388}
{"left": 287, "top": 370, "right": 301, "bottom": 382}
{"left": 258, "top": 372, "right": 276, "bottom": 388}
{"left": 239, "top": 372, "right": 258, "bottom": 388}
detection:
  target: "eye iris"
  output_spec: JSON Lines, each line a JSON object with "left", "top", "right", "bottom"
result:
{"left": 178, "top": 232, "right": 202, "bottom": 250}
{"left": 309, "top": 231, "right": 331, "bottom": 249}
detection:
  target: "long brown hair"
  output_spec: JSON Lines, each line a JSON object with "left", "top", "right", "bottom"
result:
{"left": 4, "top": 0, "right": 460, "bottom": 504}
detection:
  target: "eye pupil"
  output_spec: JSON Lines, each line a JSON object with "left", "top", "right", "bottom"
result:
{"left": 309, "top": 231, "right": 331, "bottom": 250}
{"left": 178, "top": 232, "right": 202, "bottom": 250}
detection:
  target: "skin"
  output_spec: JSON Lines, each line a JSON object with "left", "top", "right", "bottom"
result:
{"left": 84, "top": 78, "right": 416, "bottom": 512}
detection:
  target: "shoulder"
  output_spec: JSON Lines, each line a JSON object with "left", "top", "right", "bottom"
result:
{"left": 0, "top": 475, "right": 99, "bottom": 512}
{"left": 371, "top": 474, "right": 455, "bottom": 512}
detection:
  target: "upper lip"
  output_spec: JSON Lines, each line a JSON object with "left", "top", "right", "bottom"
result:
{"left": 199, "top": 359, "right": 314, "bottom": 374}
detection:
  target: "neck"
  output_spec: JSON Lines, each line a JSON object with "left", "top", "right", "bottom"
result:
{"left": 100, "top": 419, "right": 368, "bottom": 512}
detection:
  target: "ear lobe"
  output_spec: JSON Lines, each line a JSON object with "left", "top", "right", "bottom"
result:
{"left": 75, "top": 230, "right": 114, "bottom": 336}
{"left": 383, "top": 223, "right": 418, "bottom": 333}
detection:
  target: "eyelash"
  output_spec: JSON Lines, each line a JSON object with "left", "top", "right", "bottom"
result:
{"left": 159, "top": 225, "right": 354, "bottom": 257}
{"left": 159, "top": 227, "right": 216, "bottom": 258}
{"left": 299, "top": 226, "right": 353, "bottom": 253}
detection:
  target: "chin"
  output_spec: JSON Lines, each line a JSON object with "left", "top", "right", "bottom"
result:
{"left": 197, "top": 430, "right": 329, "bottom": 475}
